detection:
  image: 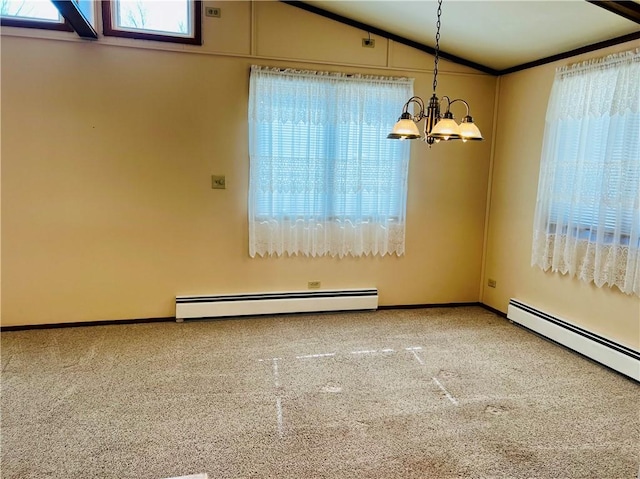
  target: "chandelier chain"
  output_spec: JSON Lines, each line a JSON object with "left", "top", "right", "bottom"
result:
{"left": 432, "top": 0, "right": 442, "bottom": 93}
{"left": 387, "top": 0, "right": 483, "bottom": 144}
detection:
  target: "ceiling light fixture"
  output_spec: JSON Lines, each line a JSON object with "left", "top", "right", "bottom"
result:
{"left": 387, "top": 0, "right": 483, "bottom": 145}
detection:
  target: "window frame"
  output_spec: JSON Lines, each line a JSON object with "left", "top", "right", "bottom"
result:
{"left": 101, "top": 0, "right": 202, "bottom": 45}
{"left": 0, "top": 2, "right": 73, "bottom": 32}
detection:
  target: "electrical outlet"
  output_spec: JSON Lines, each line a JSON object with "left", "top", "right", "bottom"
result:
{"left": 487, "top": 279, "right": 497, "bottom": 288}
{"left": 308, "top": 281, "right": 321, "bottom": 289}
{"left": 205, "top": 7, "right": 221, "bottom": 17}
{"left": 362, "top": 38, "right": 375, "bottom": 48}
{"left": 211, "top": 175, "right": 226, "bottom": 189}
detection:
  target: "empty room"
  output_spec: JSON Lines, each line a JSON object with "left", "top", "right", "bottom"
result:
{"left": 1, "top": 1, "right": 639, "bottom": 478}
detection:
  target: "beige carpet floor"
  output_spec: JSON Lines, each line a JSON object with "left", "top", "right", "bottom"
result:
{"left": 1, "top": 306, "right": 639, "bottom": 478}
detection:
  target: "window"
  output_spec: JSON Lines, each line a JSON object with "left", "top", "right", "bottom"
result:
{"left": 73, "top": 0, "right": 94, "bottom": 26}
{"left": 102, "top": 0, "right": 202, "bottom": 45}
{"left": 248, "top": 66, "right": 412, "bottom": 258}
{"left": 0, "top": 0, "right": 72, "bottom": 31}
{"left": 531, "top": 49, "right": 640, "bottom": 296}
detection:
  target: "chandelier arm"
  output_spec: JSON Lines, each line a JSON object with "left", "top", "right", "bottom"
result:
{"left": 414, "top": 96, "right": 426, "bottom": 120}
{"left": 439, "top": 95, "right": 452, "bottom": 113}
{"left": 402, "top": 96, "right": 426, "bottom": 121}
{"left": 448, "top": 98, "right": 471, "bottom": 117}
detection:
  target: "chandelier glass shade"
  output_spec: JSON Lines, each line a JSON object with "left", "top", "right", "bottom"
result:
{"left": 386, "top": 113, "right": 422, "bottom": 140}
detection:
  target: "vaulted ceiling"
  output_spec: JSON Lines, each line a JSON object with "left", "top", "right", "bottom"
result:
{"left": 283, "top": 1, "right": 640, "bottom": 75}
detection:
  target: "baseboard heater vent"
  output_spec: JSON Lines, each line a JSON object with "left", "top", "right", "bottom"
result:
{"left": 176, "top": 288, "right": 378, "bottom": 320}
{"left": 508, "top": 299, "right": 639, "bottom": 381}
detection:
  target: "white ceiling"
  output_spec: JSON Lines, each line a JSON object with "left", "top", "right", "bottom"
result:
{"left": 302, "top": 0, "right": 640, "bottom": 72}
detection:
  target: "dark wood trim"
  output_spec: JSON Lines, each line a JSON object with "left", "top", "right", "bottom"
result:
{"left": 0, "top": 16, "right": 73, "bottom": 32}
{"left": 51, "top": 0, "right": 98, "bottom": 39}
{"left": 101, "top": 0, "right": 202, "bottom": 46}
{"left": 281, "top": 0, "right": 640, "bottom": 76}
{"left": 586, "top": 1, "right": 640, "bottom": 24}
{"left": 479, "top": 303, "right": 507, "bottom": 319}
{"left": 0, "top": 317, "right": 176, "bottom": 332}
{"left": 1, "top": 303, "right": 489, "bottom": 330}
{"left": 497, "top": 31, "right": 640, "bottom": 75}
{"left": 383, "top": 302, "right": 508, "bottom": 319}
{"left": 379, "top": 302, "right": 482, "bottom": 310}
{"left": 279, "top": 0, "right": 499, "bottom": 76}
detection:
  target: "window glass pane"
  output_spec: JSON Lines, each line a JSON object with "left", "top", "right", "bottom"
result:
{"left": 548, "top": 113, "right": 638, "bottom": 235}
{"left": 115, "top": 0, "right": 190, "bottom": 36}
{"left": 1, "top": 0, "right": 62, "bottom": 22}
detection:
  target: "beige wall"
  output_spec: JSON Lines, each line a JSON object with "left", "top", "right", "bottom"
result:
{"left": 482, "top": 39, "right": 640, "bottom": 350}
{"left": 1, "top": 1, "right": 495, "bottom": 326}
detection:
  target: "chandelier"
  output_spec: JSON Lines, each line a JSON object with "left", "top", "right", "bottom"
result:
{"left": 388, "top": 0, "right": 483, "bottom": 145}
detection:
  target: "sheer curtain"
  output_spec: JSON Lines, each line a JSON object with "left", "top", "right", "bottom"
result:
{"left": 248, "top": 66, "right": 412, "bottom": 258}
{"left": 531, "top": 49, "right": 640, "bottom": 296}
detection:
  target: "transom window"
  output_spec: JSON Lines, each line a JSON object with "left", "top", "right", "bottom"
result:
{"left": 1, "top": 0, "right": 72, "bottom": 31}
{"left": 102, "top": 0, "right": 202, "bottom": 45}
{"left": 1, "top": 0, "right": 201, "bottom": 44}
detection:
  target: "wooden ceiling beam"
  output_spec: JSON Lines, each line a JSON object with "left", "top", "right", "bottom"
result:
{"left": 497, "top": 31, "right": 640, "bottom": 75}
{"left": 279, "top": 1, "right": 500, "bottom": 76}
{"left": 585, "top": 1, "right": 640, "bottom": 24}
{"left": 281, "top": 1, "right": 639, "bottom": 77}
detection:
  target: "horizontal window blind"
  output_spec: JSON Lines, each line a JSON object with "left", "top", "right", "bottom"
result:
{"left": 549, "top": 114, "right": 639, "bottom": 235}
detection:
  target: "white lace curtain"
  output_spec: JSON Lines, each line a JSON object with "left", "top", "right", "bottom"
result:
{"left": 531, "top": 49, "right": 640, "bottom": 296}
{"left": 248, "top": 65, "right": 412, "bottom": 258}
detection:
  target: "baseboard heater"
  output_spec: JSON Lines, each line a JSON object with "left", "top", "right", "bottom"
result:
{"left": 176, "top": 288, "right": 378, "bottom": 320}
{"left": 508, "top": 299, "right": 639, "bottom": 382}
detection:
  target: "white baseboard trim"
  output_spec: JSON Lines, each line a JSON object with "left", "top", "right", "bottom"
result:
{"left": 176, "top": 289, "right": 378, "bottom": 320}
{"left": 508, "top": 299, "right": 639, "bottom": 382}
